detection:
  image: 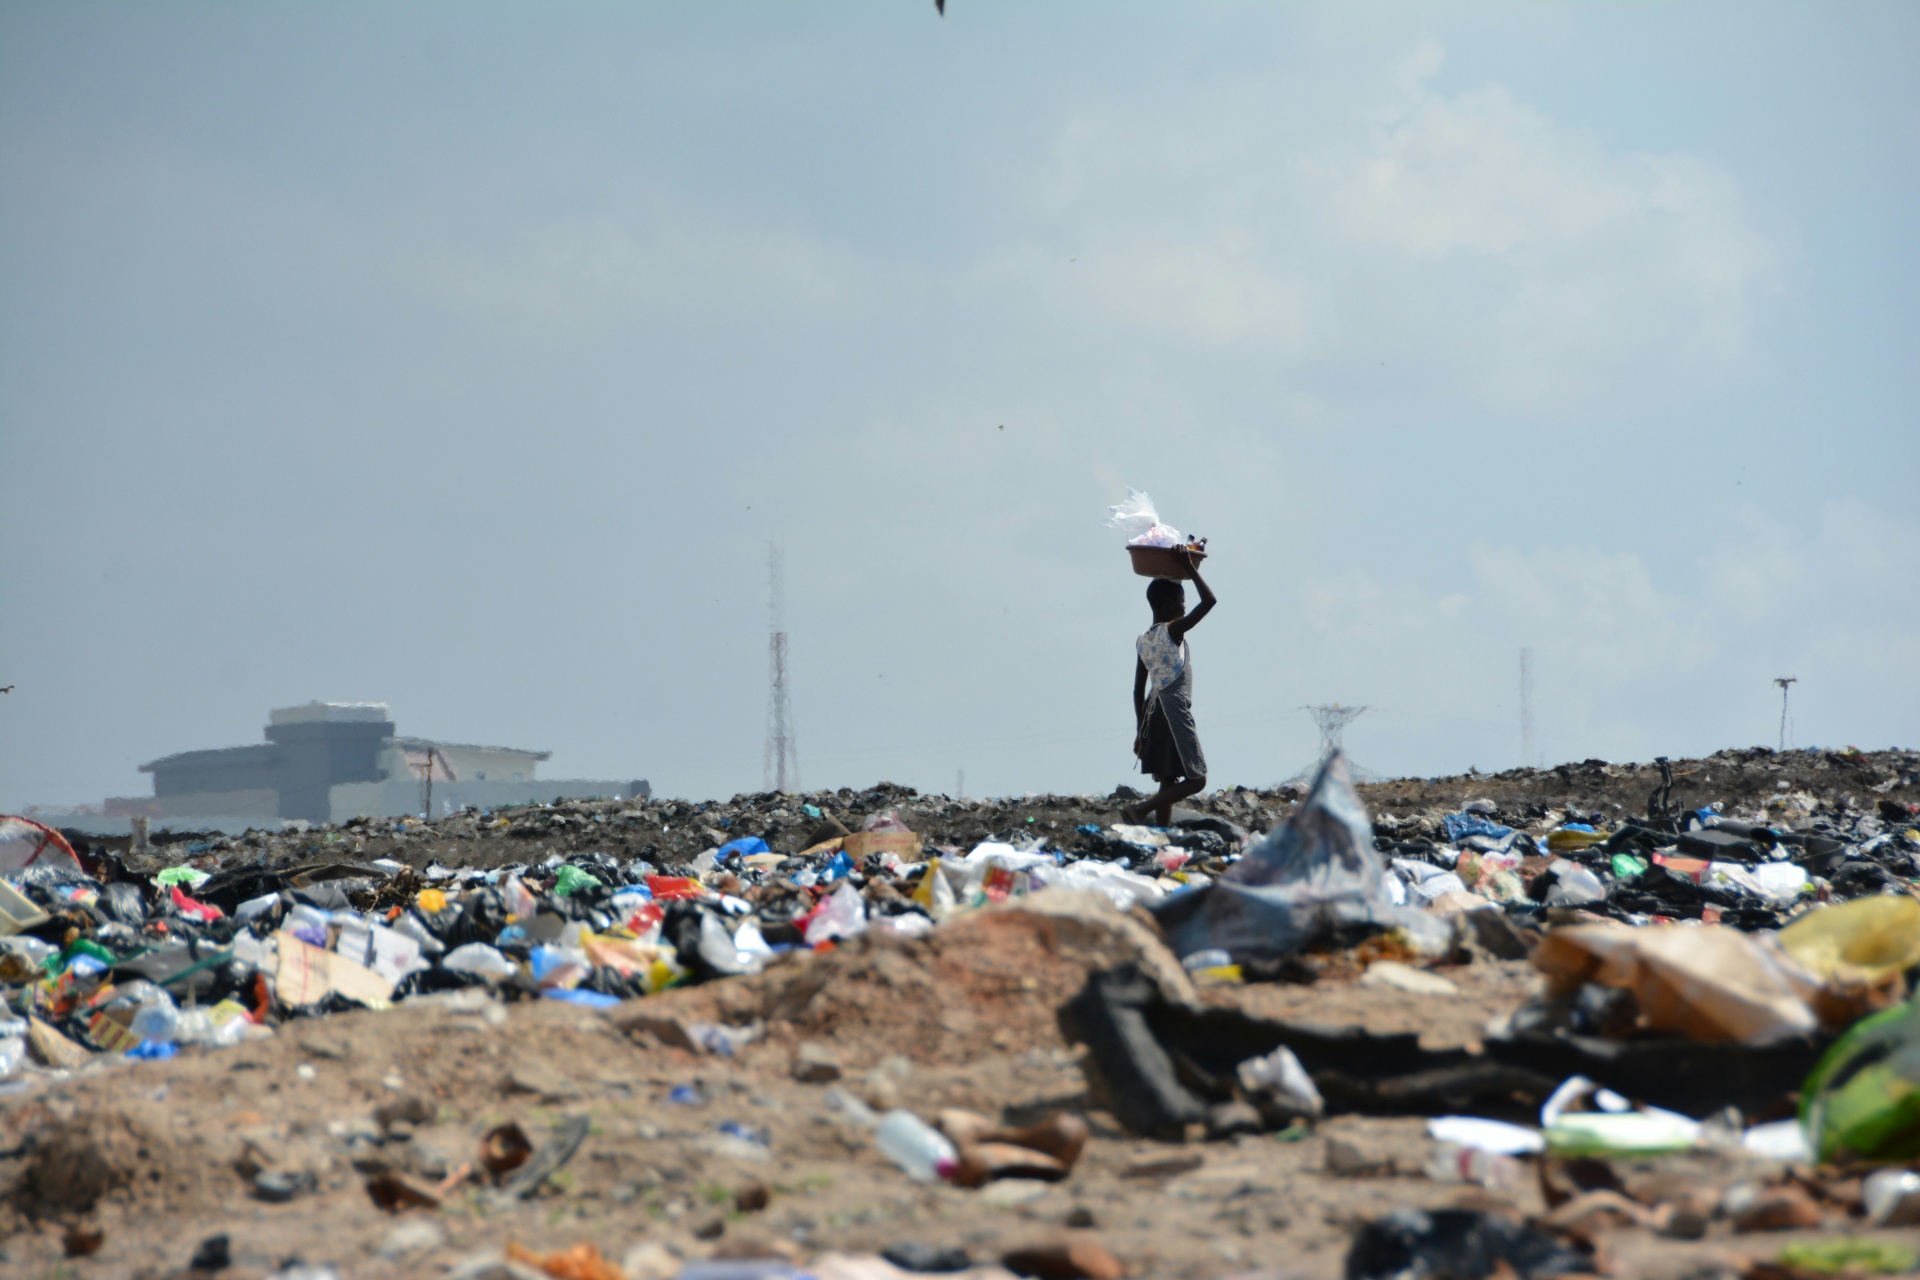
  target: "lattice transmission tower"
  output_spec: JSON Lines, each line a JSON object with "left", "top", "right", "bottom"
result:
{"left": 764, "top": 543, "right": 799, "bottom": 793}
{"left": 1287, "top": 703, "right": 1373, "bottom": 783}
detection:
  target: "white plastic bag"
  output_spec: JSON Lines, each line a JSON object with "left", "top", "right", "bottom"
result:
{"left": 699, "top": 912, "right": 767, "bottom": 976}
{"left": 1106, "top": 488, "right": 1183, "bottom": 548}
{"left": 1237, "top": 1045, "right": 1323, "bottom": 1118}
{"left": 804, "top": 881, "right": 868, "bottom": 946}
{"left": 444, "top": 942, "right": 519, "bottom": 981}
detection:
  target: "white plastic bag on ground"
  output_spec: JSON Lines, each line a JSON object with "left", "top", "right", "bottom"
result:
{"left": 805, "top": 881, "right": 867, "bottom": 946}
{"left": 877, "top": 912, "right": 934, "bottom": 938}
{"left": 1427, "top": 1116, "right": 1545, "bottom": 1155}
{"left": 1752, "top": 861, "right": 1811, "bottom": 902}
{"left": 1035, "top": 858, "right": 1166, "bottom": 911}
{"left": 1393, "top": 858, "right": 1468, "bottom": 901}
{"left": 1545, "top": 859, "right": 1606, "bottom": 908}
{"left": 443, "top": 942, "right": 518, "bottom": 982}
{"left": 336, "top": 917, "right": 430, "bottom": 986}
{"left": 699, "top": 912, "right": 768, "bottom": 975}
{"left": 1236, "top": 1044, "right": 1323, "bottom": 1119}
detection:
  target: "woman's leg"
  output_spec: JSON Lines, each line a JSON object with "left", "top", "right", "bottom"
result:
{"left": 1124, "top": 772, "right": 1206, "bottom": 826}
{"left": 1151, "top": 774, "right": 1206, "bottom": 827}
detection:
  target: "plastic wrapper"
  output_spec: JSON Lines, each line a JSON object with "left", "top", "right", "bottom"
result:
{"left": 1236, "top": 1044, "right": 1323, "bottom": 1119}
{"left": 803, "top": 881, "right": 867, "bottom": 946}
{"left": 1532, "top": 921, "right": 1820, "bottom": 1045}
{"left": 443, "top": 942, "right": 519, "bottom": 981}
{"left": 1780, "top": 895, "right": 1920, "bottom": 984}
{"left": 1152, "top": 752, "right": 1443, "bottom": 962}
{"left": 1106, "top": 488, "right": 1185, "bottom": 548}
{"left": 1032, "top": 857, "right": 1166, "bottom": 911}
{"left": 699, "top": 912, "right": 769, "bottom": 976}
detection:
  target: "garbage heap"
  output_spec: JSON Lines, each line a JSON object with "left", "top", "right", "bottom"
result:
{"left": 3, "top": 747, "right": 1920, "bottom": 1279}
{"left": 0, "top": 748, "right": 1916, "bottom": 1080}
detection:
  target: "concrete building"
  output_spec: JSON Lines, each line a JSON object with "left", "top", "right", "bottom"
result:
{"left": 136, "top": 702, "right": 646, "bottom": 824}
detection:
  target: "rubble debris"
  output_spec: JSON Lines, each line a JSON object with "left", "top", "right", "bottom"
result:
{"left": 0, "top": 745, "right": 1914, "bottom": 1275}
{"left": 1151, "top": 754, "right": 1439, "bottom": 965}
{"left": 1000, "top": 1241, "right": 1125, "bottom": 1280}
{"left": 792, "top": 1041, "right": 843, "bottom": 1082}
{"left": 1344, "top": 1208, "right": 1596, "bottom": 1279}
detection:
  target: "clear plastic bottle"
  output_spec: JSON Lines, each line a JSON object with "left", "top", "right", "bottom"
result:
{"left": 874, "top": 1109, "right": 958, "bottom": 1182}
{"left": 130, "top": 994, "right": 181, "bottom": 1042}
{"left": 1864, "top": 1169, "right": 1920, "bottom": 1226}
{"left": 1423, "top": 1142, "right": 1530, "bottom": 1193}
{"left": 0, "top": 1029, "right": 26, "bottom": 1080}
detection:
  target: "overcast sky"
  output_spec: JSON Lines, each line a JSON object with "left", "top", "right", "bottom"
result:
{"left": 3, "top": 2, "right": 1916, "bottom": 808}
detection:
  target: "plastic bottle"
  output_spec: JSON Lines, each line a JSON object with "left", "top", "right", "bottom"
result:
{"left": 0, "top": 1017, "right": 26, "bottom": 1080}
{"left": 874, "top": 1109, "right": 958, "bottom": 1182}
{"left": 1422, "top": 1142, "right": 1530, "bottom": 1193}
{"left": 1864, "top": 1169, "right": 1920, "bottom": 1226}
{"left": 130, "top": 993, "right": 181, "bottom": 1042}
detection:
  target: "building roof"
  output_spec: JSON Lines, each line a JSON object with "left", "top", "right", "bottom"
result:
{"left": 139, "top": 744, "right": 274, "bottom": 773}
{"left": 269, "top": 702, "right": 392, "bottom": 725}
{"left": 393, "top": 736, "right": 551, "bottom": 761}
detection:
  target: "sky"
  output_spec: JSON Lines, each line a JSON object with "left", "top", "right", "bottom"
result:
{"left": 2, "top": 2, "right": 1916, "bottom": 807}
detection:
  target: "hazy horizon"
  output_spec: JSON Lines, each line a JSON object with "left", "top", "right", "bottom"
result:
{"left": 3, "top": 3, "right": 1915, "bottom": 809}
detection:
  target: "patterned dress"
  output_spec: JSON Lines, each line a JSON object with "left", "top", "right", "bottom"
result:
{"left": 1136, "top": 622, "right": 1206, "bottom": 782}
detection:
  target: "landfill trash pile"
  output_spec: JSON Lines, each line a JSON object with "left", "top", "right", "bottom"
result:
{"left": 0, "top": 746, "right": 1916, "bottom": 1279}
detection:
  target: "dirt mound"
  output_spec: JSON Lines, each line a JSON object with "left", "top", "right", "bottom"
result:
{"left": 634, "top": 907, "right": 1109, "bottom": 1066}
{"left": 766, "top": 914, "right": 1090, "bottom": 1063}
{"left": 19, "top": 1101, "right": 195, "bottom": 1214}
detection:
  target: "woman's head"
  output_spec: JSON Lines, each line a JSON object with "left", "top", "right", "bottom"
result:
{"left": 1146, "top": 577, "right": 1185, "bottom": 620}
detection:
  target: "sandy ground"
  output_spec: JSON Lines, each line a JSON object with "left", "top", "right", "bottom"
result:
{"left": 6, "top": 905, "right": 1917, "bottom": 1280}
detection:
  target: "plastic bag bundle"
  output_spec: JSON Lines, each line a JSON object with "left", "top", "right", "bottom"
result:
{"left": 1151, "top": 752, "right": 1441, "bottom": 961}
{"left": 1106, "top": 489, "right": 1184, "bottom": 548}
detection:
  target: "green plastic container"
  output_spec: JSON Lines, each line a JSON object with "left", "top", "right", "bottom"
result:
{"left": 1801, "top": 998, "right": 1920, "bottom": 1163}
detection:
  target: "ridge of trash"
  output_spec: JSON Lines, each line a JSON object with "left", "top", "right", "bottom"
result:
{"left": 2, "top": 743, "right": 1918, "bottom": 1279}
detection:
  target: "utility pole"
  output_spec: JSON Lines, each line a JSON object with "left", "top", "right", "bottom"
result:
{"left": 1774, "top": 677, "right": 1798, "bottom": 752}
{"left": 420, "top": 747, "right": 437, "bottom": 819}
{"left": 1519, "top": 647, "right": 1536, "bottom": 769}
{"left": 764, "top": 543, "right": 798, "bottom": 793}
{"left": 956, "top": 769, "right": 965, "bottom": 800}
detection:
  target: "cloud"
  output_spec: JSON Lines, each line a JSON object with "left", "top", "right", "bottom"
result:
{"left": 1019, "top": 43, "right": 1774, "bottom": 415}
{"left": 1284, "top": 497, "right": 1920, "bottom": 766}
{"left": 1318, "top": 83, "right": 1770, "bottom": 406}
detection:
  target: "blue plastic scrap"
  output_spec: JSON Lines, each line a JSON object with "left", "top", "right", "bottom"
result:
{"left": 717, "top": 1119, "right": 771, "bottom": 1146}
{"left": 541, "top": 988, "right": 621, "bottom": 1009}
{"left": 1441, "top": 813, "right": 1515, "bottom": 842}
{"left": 716, "top": 837, "right": 771, "bottom": 860}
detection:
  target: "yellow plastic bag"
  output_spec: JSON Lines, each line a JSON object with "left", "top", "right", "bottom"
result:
{"left": 1780, "top": 896, "right": 1920, "bottom": 984}
{"left": 1548, "top": 828, "right": 1607, "bottom": 853}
